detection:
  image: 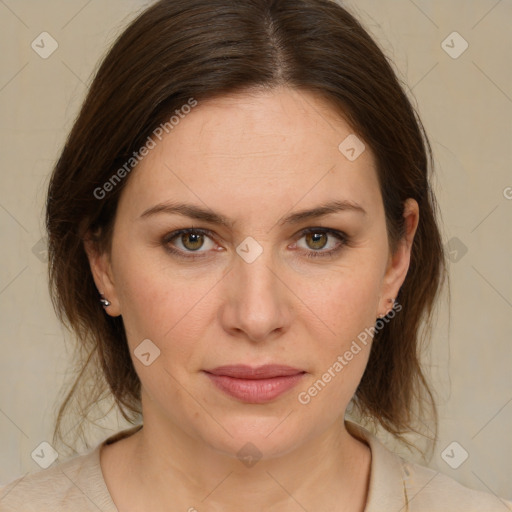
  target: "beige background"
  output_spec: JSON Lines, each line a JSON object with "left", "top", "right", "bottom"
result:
{"left": 0, "top": 0, "right": 511, "bottom": 502}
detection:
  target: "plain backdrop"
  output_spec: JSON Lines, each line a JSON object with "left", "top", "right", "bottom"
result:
{"left": 0, "top": 0, "right": 511, "bottom": 501}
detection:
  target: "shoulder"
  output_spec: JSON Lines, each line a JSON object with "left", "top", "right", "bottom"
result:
{"left": 402, "top": 457, "right": 512, "bottom": 512}
{"left": 1, "top": 450, "right": 104, "bottom": 512}
{"left": 345, "top": 420, "right": 512, "bottom": 512}
{"left": 0, "top": 426, "right": 141, "bottom": 511}
{"left": 0, "top": 447, "right": 117, "bottom": 512}
{"left": 0, "top": 428, "right": 139, "bottom": 512}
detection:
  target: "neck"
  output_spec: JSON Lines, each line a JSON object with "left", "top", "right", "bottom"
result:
{"left": 124, "top": 409, "right": 371, "bottom": 512}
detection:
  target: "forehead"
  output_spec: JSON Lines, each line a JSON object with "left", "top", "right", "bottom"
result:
{"left": 119, "top": 87, "right": 382, "bottom": 222}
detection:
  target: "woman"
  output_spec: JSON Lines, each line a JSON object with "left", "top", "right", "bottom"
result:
{"left": 1, "top": 0, "right": 510, "bottom": 510}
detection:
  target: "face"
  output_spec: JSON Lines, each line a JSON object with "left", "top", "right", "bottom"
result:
{"left": 87, "top": 86, "right": 418, "bottom": 459}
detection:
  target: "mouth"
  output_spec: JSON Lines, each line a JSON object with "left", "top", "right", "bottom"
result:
{"left": 203, "top": 364, "right": 306, "bottom": 404}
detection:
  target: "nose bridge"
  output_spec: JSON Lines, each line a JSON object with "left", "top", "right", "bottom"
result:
{"left": 222, "top": 238, "right": 289, "bottom": 340}
{"left": 236, "top": 241, "right": 282, "bottom": 308}
{"left": 238, "top": 249, "right": 277, "bottom": 296}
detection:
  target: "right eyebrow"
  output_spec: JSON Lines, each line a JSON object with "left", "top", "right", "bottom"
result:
{"left": 139, "top": 201, "right": 235, "bottom": 228}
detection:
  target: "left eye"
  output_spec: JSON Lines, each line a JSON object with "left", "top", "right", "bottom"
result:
{"left": 296, "top": 230, "right": 341, "bottom": 252}
{"left": 291, "top": 228, "right": 347, "bottom": 258}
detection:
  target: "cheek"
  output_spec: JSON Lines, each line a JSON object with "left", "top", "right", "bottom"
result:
{"left": 294, "top": 274, "right": 377, "bottom": 411}
{"left": 290, "top": 260, "right": 382, "bottom": 403}
{"left": 294, "top": 262, "right": 382, "bottom": 341}
{"left": 111, "top": 247, "right": 218, "bottom": 353}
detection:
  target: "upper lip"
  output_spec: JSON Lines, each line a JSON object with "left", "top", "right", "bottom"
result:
{"left": 204, "top": 365, "right": 305, "bottom": 379}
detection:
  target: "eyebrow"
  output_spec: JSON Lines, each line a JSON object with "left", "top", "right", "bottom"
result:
{"left": 139, "top": 199, "right": 367, "bottom": 227}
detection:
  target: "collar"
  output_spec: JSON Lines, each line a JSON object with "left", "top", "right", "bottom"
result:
{"left": 345, "top": 420, "right": 408, "bottom": 511}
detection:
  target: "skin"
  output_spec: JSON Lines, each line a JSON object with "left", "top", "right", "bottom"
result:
{"left": 85, "top": 86, "right": 419, "bottom": 512}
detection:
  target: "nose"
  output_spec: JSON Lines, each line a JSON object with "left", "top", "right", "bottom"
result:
{"left": 218, "top": 247, "right": 292, "bottom": 343}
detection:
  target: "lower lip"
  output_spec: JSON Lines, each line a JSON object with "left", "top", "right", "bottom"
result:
{"left": 205, "top": 372, "right": 305, "bottom": 403}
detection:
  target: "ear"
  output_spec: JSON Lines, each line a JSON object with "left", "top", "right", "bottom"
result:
{"left": 377, "top": 198, "right": 419, "bottom": 317}
{"left": 83, "top": 234, "right": 122, "bottom": 317}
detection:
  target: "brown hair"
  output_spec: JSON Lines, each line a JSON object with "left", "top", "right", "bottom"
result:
{"left": 47, "top": 0, "right": 448, "bottom": 456}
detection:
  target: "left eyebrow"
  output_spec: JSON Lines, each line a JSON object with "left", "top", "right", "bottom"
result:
{"left": 277, "top": 199, "right": 367, "bottom": 226}
{"left": 139, "top": 199, "right": 367, "bottom": 228}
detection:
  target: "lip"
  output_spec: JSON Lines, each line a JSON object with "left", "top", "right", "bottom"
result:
{"left": 204, "top": 365, "right": 306, "bottom": 403}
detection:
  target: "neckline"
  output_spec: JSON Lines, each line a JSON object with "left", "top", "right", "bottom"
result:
{"left": 90, "top": 420, "right": 406, "bottom": 512}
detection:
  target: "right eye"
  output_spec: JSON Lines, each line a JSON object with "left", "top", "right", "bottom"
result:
{"left": 162, "top": 228, "right": 218, "bottom": 259}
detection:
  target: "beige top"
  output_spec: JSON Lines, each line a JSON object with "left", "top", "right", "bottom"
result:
{"left": 1, "top": 421, "right": 510, "bottom": 511}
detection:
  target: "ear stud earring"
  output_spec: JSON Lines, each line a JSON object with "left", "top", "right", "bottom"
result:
{"left": 99, "top": 294, "right": 111, "bottom": 307}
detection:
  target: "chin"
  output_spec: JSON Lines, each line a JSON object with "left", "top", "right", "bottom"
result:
{"left": 194, "top": 410, "right": 309, "bottom": 462}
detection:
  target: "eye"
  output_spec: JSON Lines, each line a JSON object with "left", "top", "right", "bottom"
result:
{"left": 293, "top": 228, "right": 348, "bottom": 258}
{"left": 163, "top": 228, "right": 217, "bottom": 258}
{"left": 162, "top": 227, "right": 349, "bottom": 261}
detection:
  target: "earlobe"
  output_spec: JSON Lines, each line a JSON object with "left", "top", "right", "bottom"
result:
{"left": 83, "top": 235, "right": 122, "bottom": 317}
{"left": 377, "top": 297, "right": 395, "bottom": 319}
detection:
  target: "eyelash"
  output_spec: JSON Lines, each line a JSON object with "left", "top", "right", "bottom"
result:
{"left": 162, "top": 227, "right": 349, "bottom": 260}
